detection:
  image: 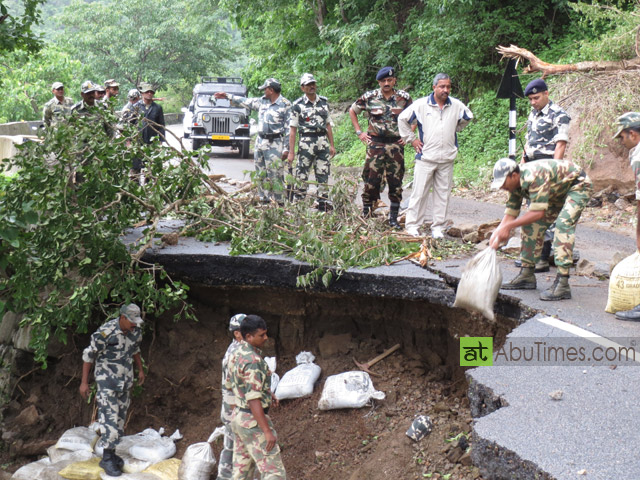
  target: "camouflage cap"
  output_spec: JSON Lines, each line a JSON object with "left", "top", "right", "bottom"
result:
{"left": 104, "top": 79, "right": 120, "bottom": 88}
{"left": 128, "top": 88, "right": 141, "bottom": 99}
{"left": 96, "top": 84, "right": 106, "bottom": 93}
{"left": 491, "top": 158, "right": 518, "bottom": 190}
{"left": 120, "top": 303, "right": 144, "bottom": 326}
{"left": 52, "top": 82, "right": 64, "bottom": 90}
{"left": 229, "top": 313, "right": 247, "bottom": 331}
{"left": 300, "top": 73, "right": 316, "bottom": 86}
{"left": 138, "top": 82, "right": 156, "bottom": 93}
{"left": 81, "top": 81, "right": 100, "bottom": 94}
{"left": 406, "top": 415, "right": 433, "bottom": 442}
{"left": 258, "top": 78, "right": 280, "bottom": 91}
{"left": 613, "top": 112, "right": 640, "bottom": 139}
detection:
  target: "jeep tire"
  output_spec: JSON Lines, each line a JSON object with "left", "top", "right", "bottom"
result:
{"left": 239, "top": 140, "right": 251, "bottom": 159}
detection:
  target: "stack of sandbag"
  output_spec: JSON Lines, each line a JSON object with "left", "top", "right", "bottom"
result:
{"left": 177, "top": 430, "right": 218, "bottom": 480}
{"left": 606, "top": 251, "right": 640, "bottom": 313}
{"left": 318, "top": 371, "right": 385, "bottom": 410}
{"left": 274, "top": 352, "right": 321, "bottom": 400}
{"left": 453, "top": 247, "right": 502, "bottom": 321}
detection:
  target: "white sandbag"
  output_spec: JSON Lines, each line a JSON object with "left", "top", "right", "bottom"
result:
{"left": 274, "top": 351, "right": 321, "bottom": 400}
{"left": 55, "top": 426, "right": 99, "bottom": 453}
{"left": 129, "top": 435, "right": 176, "bottom": 463}
{"left": 100, "top": 473, "right": 160, "bottom": 480}
{"left": 264, "top": 356, "right": 277, "bottom": 373}
{"left": 11, "top": 458, "right": 51, "bottom": 480}
{"left": 453, "top": 247, "right": 502, "bottom": 321}
{"left": 606, "top": 251, "right": 640, "bottom": 313}
{"left": 270, "top": 372, "right": 280, "bottom": 393}
{"left": 48, "top": 446, "right": 94, "bottom": 464}
{"left": 178, "top": 442, "right": 216, "bottom": 480}
{"left": 120, "top": 452, "right": 151, "bottom": 474}
{"left": 317, "top": 371, "right": 385, "bottom": 410}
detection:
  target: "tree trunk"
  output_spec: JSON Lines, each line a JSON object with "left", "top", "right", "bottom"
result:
{"left": 496, "top": 44, "right": 640, "bottom": 76}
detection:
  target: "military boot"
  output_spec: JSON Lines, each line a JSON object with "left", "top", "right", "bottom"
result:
{"left": 501, "top": 267, "right": 536, "bottom": 290}
{"left": 535, "top": 240, "right": 552, "bottom": 272}
{"left": 100, "top": 448, "right": 122, "bottom": 477}
{"left": 113, "top": 452, "right": 125, "bottom": 470}
{"left": 362, "top": 203, "right": 372, "bottom": 218}
{"left": 389, "top": 203, "right": 400, "bottom": 229}
{"left": 540, "top": 274, "right": 571, "bottom": 301}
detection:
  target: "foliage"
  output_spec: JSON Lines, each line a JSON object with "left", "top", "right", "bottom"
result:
{"left": 0, "top": 110, "right": 210, "bottom": 365}
{"left": 0, "top": 0, "right": 45, "bottom": 54}
{"left": 0, "top": 45, "right": 87, "bottom": 122}
{"left": 54, "top": 0, "right": 235, "bottom": 96}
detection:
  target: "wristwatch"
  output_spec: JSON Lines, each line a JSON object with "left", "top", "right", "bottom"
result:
{"left": 356, "top": 130, "right": 362, "bottom": 136}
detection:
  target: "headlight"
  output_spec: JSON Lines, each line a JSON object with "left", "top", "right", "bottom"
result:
{"left": 202, "top": 114, "right": 210, "bottom": 122}
{"left": 232, "top": 115, "right": 241, "bottom": 123}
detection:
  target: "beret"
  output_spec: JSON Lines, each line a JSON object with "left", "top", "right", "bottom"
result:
{"left": 524, "top": 78, "right": 548, "bottom": 96}
{"left": 376, "top": 66, "right": 395, "bottom": 81}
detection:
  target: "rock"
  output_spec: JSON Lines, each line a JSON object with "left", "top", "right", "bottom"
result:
{"left": 594, "top": 263, "right": 610, "bottom": 278}
{"left": 475, "top": 240, "right": 489, "bottom": 250}
{"left": 13, "top": 438, "right": 55, "bottom": 456}
{"left": 318, "top": 333, "right": 351, "bottom": 358}
{"left": 432, "top": 401, "right": 449, "bottom": 413}
{"left": 446, "top": 447, "right": 463, "bottom": 463}
{"left": 14, "top": 404, "right": 39, "bottom": 427}
{"left": 447, "top": 223, "right": 477, "bottom": 238}
{"left": 575, "top": 259, "right": 595, "bottom": 276}
{"left": 548, "top": 389, "right": 563, "bottom": 401}
{"left": 0, "top": 312, "right": 21, "bottom": 345}
{"left": 614, "top": 197, "right": 630, "bottom": 210}
{"left": 477, "top": 220, "right": 501, "bottom": 241}
{"left": 460, "top": 450, "right": 473, "bottom": 466}
{"left": 577, "top": 469, "right": 587, "bottom": 475}
{"left": 501, "top": 236, "right": 521, "bottom": 254}
{"left": 462, "top": 231, "right": 479, "bottom": 243}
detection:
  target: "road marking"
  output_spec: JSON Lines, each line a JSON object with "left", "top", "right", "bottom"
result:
{"left": 537, "top": 316, "right": 640, "bottom": 363}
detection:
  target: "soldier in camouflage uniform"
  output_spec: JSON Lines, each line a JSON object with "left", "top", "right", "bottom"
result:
{"left": 226, "top": 315, "right": 286, "bottom": 479}
{"left": 521, "top": 78, "right": 572, "bottom": 272}
{"left": 349, "top": 66, "right": 412, "bottom": 227}
{"left": 288, "top": 73, "right": 336, "bottom": 210}
{"left": 611, "top": 112, "right": 640, "bottom": 321}
{"left": 216, "top": 78, "right": 291, "bottom": 204}
{"left": 42, "top": 82, "right": 74, "bottom": 128}
{"left": 79, "top": 303, "right": 145, "bottom": 477}
{"left": 489, "top": 158, "right": 592, "bottom": 301}
{"left": 218, "top": 313, "right": 251, "bottom": 480}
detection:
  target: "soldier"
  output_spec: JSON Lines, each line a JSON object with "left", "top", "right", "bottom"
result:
{"left": 120, "top": 89, "right": 142, "bottom": 126}
{"left": 215, "top": 78, "right": 291, "bottom": 204}
{"left": 217, "top": 314, "right": 250, "bottom": 480}
{"left": 138, "top": 82, "right": 166, "bottom": 145}
{"left": 95, "top": 84, "right": 107, "bottom": 104}
{"left": 42, "top": 82, "right": 74, "bottom": 127}
{"left": 70, "top": 81, "right": 113, "bottom": 135}
{"left": 79, "top": 303, "right": 145, "bottom": 477}
{"left": 489, "top": 158, "right": 592, "bottom": 301}
{"left": 398, "top": 73, "right": 473, "bottom": 238}
{"left": 611, "top": 112, "right": 640, "bottom": 321}
{"left": 287, "top": 73, "right": 336, "bottom": 211}
{"left": 226, "top": 315, "right": 286, "bottom": 479}
{"left": 103, "top": 79, "right": 120, "bottom": 105}
{"left": 349, "top": 66, "right": 412, "bottom": 227}
{"left": 521, "top": 78, "right": 572, "bottom": 272}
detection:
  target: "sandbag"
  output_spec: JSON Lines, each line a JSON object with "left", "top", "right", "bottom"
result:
{"left": 178, "top": 442, "right": 216, "bottom": 480}
{"left": 270, "top": 372, "right": 280, "bottom": 393}
{"left": 55, "top": 427, "right": 99, "bottom": 453}
{"left": 48, "top": 446, "right": 94, "bottom": 464}
{"left": 606, "top": 251, "right": 640, "bottom": 313}
{"left": 317, "top": 371, "right": 385, "bottom": 410}
{"left": 57, "top": 457, "right": 102, "bottom": 480}
{"left": 128, "top": 429, "right": 177, "bottom": 464}
{"left": 100, "top": 473, "right": 160, "bottom": 480}
{"left": 11, "top": 458, "right": 51, "bottom": 480}
{"left": 143, "top": 458, "right": 181, "bottom": 480}
{"left": 453, "top": 247, "right": 502, "bottom": 321}
{"left": 274, "top": 351, "right": 321, "bottom": 400}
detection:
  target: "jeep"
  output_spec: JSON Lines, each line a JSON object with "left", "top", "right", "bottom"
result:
{"left": 183, "top": 77, "right": 251, "bottom": 158}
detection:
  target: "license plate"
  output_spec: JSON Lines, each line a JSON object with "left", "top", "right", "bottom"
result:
{"left": 211, "top": 135, "right": 230, "bottom": 140}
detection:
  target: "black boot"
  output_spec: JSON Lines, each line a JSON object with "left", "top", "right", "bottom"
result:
{"left": 100, "top": 448, "right": 122, "bottom": 477}
{"left": 114, "top": 452, "right": 124, "bottom": 470}
{"left": 535, "top": 240, "right": 552, "bottom": 272}
{"left": 389, "top": 203, "right": 400, "bottom": 229}
{"left": 362, "top": 203, "right": 372, "bottom": 218}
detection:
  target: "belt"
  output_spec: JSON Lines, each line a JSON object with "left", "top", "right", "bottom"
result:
{"left": 370, "top": 135, "right": 401, "bottom": 144}
{"left": 237, "top": 406, "right": 269, "bottom": 415}
{"left": 300, "top": 131, "right": 326, "bottom": 137}
{"left": 258, "top": 133, "right": 283, "bottom": 140}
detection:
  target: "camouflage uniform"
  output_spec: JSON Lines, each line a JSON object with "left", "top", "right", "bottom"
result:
{"left": 43, "top": 96, "right": 74, "bottom": 127}
{"left": 229, "top": 94, "right": 291, "bottom": 202}
{"left": 218, "top": 338, "right": 244, "bottom": 480}
{"left": 70, "top": 100, "right": 114, "bottom": 136}
{"left": 290, "top": 94, "right": 333, "bottom": 202}
{"left": 524, "top": 100, "right": 571, "bottom": 161}
{"left": 351, "top": 88, "right": 412, "bottom": 205}
{"left": 630, "top": 145, "right": 640, "bottom": 200}
{"left": 225, "top": 342, "right": 286, "bottom": 479}
{"left": 82, "top": 318, "right": 142, "bottom": 449}
{"left": 505, "top": 160, "right": 592, "bottom": 275}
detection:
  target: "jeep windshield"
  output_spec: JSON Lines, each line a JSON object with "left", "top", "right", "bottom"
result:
{"left": 196, "top": 94, "right": 230, "bottom": 108}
